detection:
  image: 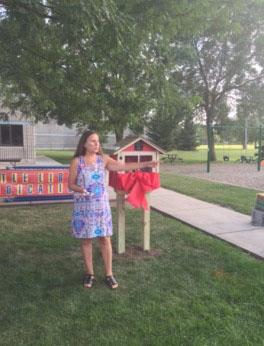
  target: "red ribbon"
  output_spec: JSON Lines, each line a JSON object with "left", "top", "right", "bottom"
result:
{"left": 109, "top": 171, "right": 160, "bottom": 210}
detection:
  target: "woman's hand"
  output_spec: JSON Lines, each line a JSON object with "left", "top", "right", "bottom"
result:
{"left": 105, "top": 154, "right": 159, "bottom": 172}
{"left": 81, "top": 189, "right": 89, "bottom": 196}
{"left": 143, "top": 161, "right": 159, "bottom": 168}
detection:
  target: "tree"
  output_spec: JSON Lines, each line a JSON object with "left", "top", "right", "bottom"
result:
{"left": 172, "top": 0, "right": 264, "bottom": 160}
{"left": 146, "top": 79, "right": 193, "bottom": 150}
{"left": 237, "top": 82, "right": 264, "bottom": 120}
{"left": 1, "top": 1, "right": 219, "bottom": 142}
{"left": 235, "top": 82, "right": 264, "bottom": 148}
{"left": 0, "top": 0, "right": 183, "bottom": 142}
{"left": 176, "top": 115, "right": 198, "bottom": 150}
{"left": 0, "top": 1, "right": 127, "bottom": 129}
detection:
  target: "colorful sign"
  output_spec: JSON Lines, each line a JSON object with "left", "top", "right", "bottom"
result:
{"left": 0, "top": 167, "right": 73, "bottom": 203}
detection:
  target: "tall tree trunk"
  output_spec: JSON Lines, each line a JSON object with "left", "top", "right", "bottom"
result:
{"left": 206, "top": 109, "right": 216, "bottom": 161}
{"left": 115, "top": 127, "right": 124, "bottom": 142}
{"left": 243, "top": 117, "right": 248, "bottom": 150}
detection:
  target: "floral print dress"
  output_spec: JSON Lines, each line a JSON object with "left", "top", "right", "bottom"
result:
{"left": 71, "top": 155, "right": 113, "bottom": 238}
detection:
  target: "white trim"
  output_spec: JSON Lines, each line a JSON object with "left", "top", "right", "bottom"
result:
{"left": 116, "top": 151, "right": 158, "bottom": 156}
{"left": 119, "top": 153, "right": 124, "bottom": 161}
{"left": 114, "top": 151, "right": 160, "bottom": 173}
{"left": 113, "top": 136, "right": 166, "bottom": 155}
{"left": 0, "top": 121, "right": 30, "bottom": 125}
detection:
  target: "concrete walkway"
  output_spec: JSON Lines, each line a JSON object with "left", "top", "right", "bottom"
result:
{"left": 18, "top": 156, "right": 64, "bottom": 166}
{"left": 109, "top": 187, "right": 264, "bottom": 259}
{"left": 0, "top": 156, "right": 64, "bottom": 168}
{"left": 151, "top": 188, "right": 264, "bottom": 259}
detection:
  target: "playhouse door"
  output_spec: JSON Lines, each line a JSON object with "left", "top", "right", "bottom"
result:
{"left": 125, "top": 156, "right": 138, "bottom": 172}
{"left": 140, "top": 155, "right": 153, "bottom": 172}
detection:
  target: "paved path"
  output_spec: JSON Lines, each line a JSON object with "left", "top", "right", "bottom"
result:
{"left": 109, "top": 187, "right": 264, "bottom": 259}
{"left": 20, "top": 156, "right": 64, "bottom": 166}
{"left": 0, "top": 156, "right": 64, "bottom": 168}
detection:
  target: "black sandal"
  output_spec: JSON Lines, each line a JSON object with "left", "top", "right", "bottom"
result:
{"left": 83, "top": 274, "right": 95, "bottom": 288}
{"left": 104, "top": 275, "right": 118, "bottom": 289}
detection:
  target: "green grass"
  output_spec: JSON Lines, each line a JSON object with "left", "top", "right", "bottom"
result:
{"left": 160, "top": 173, "right": 257, "bottom": 215}
{"left": 37, "top": 150, "right": 74, "bottom": 164}
{"left": 39, "top": 149, "right": 258, "bottom": 215}
{"left": 163, "top": 144, "right": 258, "bottom": 163}
{"left": 38, "top": 145, "right": 259, "bottom": 165}
{"left": 0, "top": 205, "right": 263, "bottom": 345}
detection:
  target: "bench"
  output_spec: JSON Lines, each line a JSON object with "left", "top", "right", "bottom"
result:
{"left": 240, "top": 155, "right": 254, "bottom": 163}
{"left": 164, "top": 154, "right": 183, "bottom": 165}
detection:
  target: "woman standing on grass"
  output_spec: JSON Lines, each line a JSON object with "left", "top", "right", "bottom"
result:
{"left": 68, "top": 130, "right": 157, "bottom": 289}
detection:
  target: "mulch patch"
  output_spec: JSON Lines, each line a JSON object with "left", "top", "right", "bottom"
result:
{"left": 114, "top": 245, "right": 163, "bottom": 260}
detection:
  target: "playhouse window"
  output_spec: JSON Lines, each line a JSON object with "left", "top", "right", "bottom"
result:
{"left": 134, "top": 141, "right": 143, "bottom": 151}
{"left": 0, "top": 124, "right": 23, "bottom": 146}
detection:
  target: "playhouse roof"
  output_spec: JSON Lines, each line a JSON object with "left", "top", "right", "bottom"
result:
{"left": 111, "top": 136, "right": 166, "bottom": 155}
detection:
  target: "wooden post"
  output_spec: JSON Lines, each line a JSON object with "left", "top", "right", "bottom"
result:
{"left": 142, "top": 192, "right": 150, "bottom": 251}
{"left": 116, "top": 190, "right": 126, "bottom": 254}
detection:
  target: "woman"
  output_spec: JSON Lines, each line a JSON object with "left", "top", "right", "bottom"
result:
{"left": 68, "top": 130, "right": 157, "bottom": 289}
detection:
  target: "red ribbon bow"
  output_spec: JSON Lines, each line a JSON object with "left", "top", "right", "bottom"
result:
{"left": 109, "top": 171, "right": 160, "bottom": 210}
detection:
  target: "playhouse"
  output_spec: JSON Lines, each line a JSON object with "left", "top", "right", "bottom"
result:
{"left": 109, "top": 135, "right": 165, "bottom": 172}
{"left": 109, "top": 136, "right": 165, "bottom": 254}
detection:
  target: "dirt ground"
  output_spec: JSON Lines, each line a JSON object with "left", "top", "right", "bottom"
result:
{"left": 160, "top": 162, "right": 264, "bottom": 191}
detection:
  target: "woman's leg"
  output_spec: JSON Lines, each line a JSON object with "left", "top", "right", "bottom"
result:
{"left": 98, "top": 236, "right": 113, "bottom": 276}
{"left": 98, "top": 237, "right": 118, "bottom": 288}
{"left": 81, "top": 238, "right": 94, "bottom": 275}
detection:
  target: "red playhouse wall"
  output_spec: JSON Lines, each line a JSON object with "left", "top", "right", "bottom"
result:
{"left": 122, "top": 141, "right": 156, "bottom": 152}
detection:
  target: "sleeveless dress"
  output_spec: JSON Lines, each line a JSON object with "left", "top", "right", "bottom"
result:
{"left": 71, "top": 155, "right": 113, "bottom": 239}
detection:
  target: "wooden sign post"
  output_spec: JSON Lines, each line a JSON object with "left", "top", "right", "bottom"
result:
{"left": 116, "top": 191, "right": 151, "bottom": 254}
{"left": 142, "top": 192, "right": 150, "bottom": 251}
{"left": 116, "top": 190, "right": 126, "bottom": 254}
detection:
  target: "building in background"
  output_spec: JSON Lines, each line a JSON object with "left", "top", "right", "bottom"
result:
{"left": 0, "top": 120, "right": 35, "bottom": 163}
{"left": 35, "top": 120, "right": 80, "bottom": 150}
{"left": 0, "top": 108, "right": 133, "bottom": 163}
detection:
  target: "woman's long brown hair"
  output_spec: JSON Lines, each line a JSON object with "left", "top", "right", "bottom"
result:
{"left": 73, "top": 130, "right": 103, "bottom": 158}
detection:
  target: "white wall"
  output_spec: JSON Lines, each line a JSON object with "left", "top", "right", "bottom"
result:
{"left": 0, "top": 122, "right": 35, "bottom": 162}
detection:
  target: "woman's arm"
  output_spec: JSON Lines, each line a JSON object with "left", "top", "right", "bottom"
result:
{"left": 68, "top": 158, "right": 86, "bottom": 194}
{"left": 104, "top": 154, "right": 158, "bottom": 172}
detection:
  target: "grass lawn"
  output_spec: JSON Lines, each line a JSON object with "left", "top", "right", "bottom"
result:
{"left": 0, "top": 204, "right": 263, "bottom": 346}
{"left": 38, "top": 149, "right": 258, "bottom": 215}
{"left": 38, "top": 145, "right": 259, "bottom": 165}
{"left": 164, "top": 144, "right": 258, "bottom": 163}
{"left": 37, "top": 150, "right": 74, "bottom": 165}
{"left": 160, "top": 173, "right": 257, "bottom": 215}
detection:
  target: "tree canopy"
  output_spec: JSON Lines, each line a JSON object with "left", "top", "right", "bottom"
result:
{"left": 171, "top": 0, "right": 264, "bottom": 158}
{"left": 1, "top": 0, "right": 264, "bottom": 149}
{"left": 0, "top": 0, "right": 181, "bottom": 141}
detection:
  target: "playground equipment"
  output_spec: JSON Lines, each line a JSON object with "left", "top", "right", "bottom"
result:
{"left": 254, "top": 126, "right": 264, "bottom": 171}
{"left": 254, "top": 144, "right": 264, "bottom": 169}
{"left": 207, "top": 125, "right": 264, "bottom": 172}
{"left": 239, "top": 155, "right": 255, "bottom": 163}
{"left": 167, "top": 154, "right": 177, "bottom": 164}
